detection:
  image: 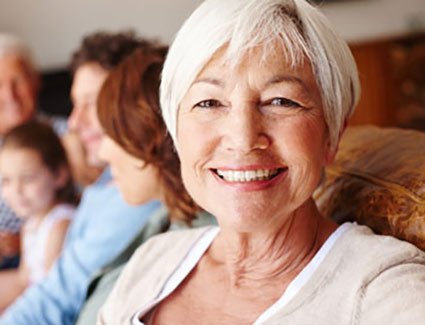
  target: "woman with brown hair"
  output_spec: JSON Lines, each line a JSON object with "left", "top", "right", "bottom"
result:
{"left": 75, "top": 45, "right": 214, "bottom": 325}
{"left": 97, "top": 46, "right": 197, "bottom": 221}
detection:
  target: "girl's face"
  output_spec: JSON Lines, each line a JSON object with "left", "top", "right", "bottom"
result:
{"left": 0, "top": 147, "right": 61, "bottom": 218}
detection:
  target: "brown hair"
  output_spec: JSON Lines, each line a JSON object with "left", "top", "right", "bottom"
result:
{"left": 1, "top": 120, "right": 78, "bottom": 205}
{"left": 97, "top": 47, "right": 198, "bottom": 222}
{"left": 70, "top": 31, "right": 159, "bottom": 74}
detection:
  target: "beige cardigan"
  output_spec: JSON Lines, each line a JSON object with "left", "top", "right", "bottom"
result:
{"left": 98, "top": 224, "right": 425, "bottom": 324}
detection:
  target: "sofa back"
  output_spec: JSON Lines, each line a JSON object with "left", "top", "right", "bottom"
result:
{"left": 315, "top": 125, "right": 425, "bottom": 250}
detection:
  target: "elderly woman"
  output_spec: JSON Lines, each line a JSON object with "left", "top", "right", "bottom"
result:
{"left": 99, "top": 0, "right": 425, "bottom": 324}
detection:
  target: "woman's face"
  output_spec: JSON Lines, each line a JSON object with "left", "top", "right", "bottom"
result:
{"left": 177, "top": 47, "right": 336, "bottom": 232}
{"left": 99, "top": 136, "right": 160, "bottom": 205}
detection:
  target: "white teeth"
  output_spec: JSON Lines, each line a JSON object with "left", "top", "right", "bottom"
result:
{"left": 245, "top": 170, "right": 256, "bottom": 182}
{"left": 216, "top": 169, "right": 280, "bottom": 182}
{"left": 234, "top": 171, "right": 244, "bottom": 180}
{"left": 225, "top": 170, "right": 234, "bottom": 182}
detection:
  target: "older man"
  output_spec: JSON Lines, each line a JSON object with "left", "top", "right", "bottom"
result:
{"left": 0, "top": 35, "right": 69, "bottom": 269}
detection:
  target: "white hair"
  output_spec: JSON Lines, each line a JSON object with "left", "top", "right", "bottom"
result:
{"left": 160, "top": 0, "right": 360, "bottom": 149}
{"left": 0, "top": 34, "right": 34, "bottom": 68}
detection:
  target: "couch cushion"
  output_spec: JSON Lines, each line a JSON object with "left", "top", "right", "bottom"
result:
{"left": 315, "top": 125, "right": 425, "bottom": 250}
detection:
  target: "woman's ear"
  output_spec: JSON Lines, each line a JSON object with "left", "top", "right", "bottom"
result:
{"left": 133, "top": 158, "right": 146, "bottom": 169}
{"left": 323, "top": 120, "right": 347, "bottom": 166}
{"left": 54, "top": 165, "right": 70, "bottom": 189}
{"left": 323, "top": 139, "right": 337, "bottom": 166}
{"left": 339, "top": 119, "right": 348, "bottom": 139}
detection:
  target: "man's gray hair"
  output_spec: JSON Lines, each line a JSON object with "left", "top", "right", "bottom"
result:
{"left": 0, "top": 34, "right": 33, "bottom": 67}
{"left": 160, "top": 0, "right": 360, "bottom": 149}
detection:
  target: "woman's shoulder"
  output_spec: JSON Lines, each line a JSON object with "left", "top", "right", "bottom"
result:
{"left": 337, "top": 224, "right": 425, "bottom": 323}
{"left": 328, "top": 224, "right": 425, "bottom": 308}
{"left": 266, "top": 223, "right": 425, "bottom": 323}
{"left": 115, "top": 226, "right": 217, "bottom": 281}
{"left": 122, "top": 226, "right": 217, "bottom": 285}
{"left": 98, "top": 226, "right": 218, "bottom": 324}
{"left": 315, "top": 223, "right": 425, "bottom": 296}
{"left": 337, "top": 223, "right": 425, "bottom": 266}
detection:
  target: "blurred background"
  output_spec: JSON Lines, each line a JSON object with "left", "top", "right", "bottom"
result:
{"left": 1, "top": 0, "right": 424, "bottom": 130}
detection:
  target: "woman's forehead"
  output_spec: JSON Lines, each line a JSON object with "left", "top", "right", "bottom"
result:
{"left": 193, "top": 45, "right": 317, "bottom": 90}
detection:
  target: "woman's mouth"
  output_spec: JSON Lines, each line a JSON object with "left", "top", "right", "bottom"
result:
{"left": 213, "top": 168, "right": 286, "bottom": 182}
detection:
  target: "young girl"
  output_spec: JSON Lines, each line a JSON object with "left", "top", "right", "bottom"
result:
{"left": 0, "top": 120, "right": 77, "bottom": 311}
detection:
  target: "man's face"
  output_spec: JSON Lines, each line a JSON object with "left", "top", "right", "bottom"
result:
{"left": 68, "top": 62, "right": 109, "bottom": 168}
{"left": 0, "top": 55, "right": 39, "bottom": 135}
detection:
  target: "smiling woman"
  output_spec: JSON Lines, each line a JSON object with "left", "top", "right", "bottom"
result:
{"left": 99, "top": 0, "right": 425, "bottom": 324}
{"left": 177, "top": 46, "right": 331, "bottom": 232}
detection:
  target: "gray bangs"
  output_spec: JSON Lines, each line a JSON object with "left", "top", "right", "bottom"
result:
{"left": 161, "top": 0, "right": 360, "bottom": 149}
{"left": 225, "top": 1, "right": 310, "bottom": 69}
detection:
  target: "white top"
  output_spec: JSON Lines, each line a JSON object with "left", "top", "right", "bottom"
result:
{"left": 23, "top": 203, "right": 75, "bottom": 284}
{"left": 99, "top": 223, "right": 425, "bottom": 325}
{"left": 132, "top": 223, "right": 352, "bottom": 325}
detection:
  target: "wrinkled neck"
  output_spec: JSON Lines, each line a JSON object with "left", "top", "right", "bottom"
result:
{"left": 207, "top": 199, "right": 337, "bottom": 289}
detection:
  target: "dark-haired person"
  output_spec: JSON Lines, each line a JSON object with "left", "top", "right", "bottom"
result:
{"left": 1, "top": 31, "right": 162, "bottom": 324}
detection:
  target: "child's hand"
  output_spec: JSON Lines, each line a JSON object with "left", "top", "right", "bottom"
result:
{"left": 0, "top": 231, "right": 20, "bottom": 257}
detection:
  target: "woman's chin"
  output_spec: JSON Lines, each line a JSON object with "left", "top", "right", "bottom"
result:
{"left": 121, "top": 191, "right": 155, "bottom": 206}
{"left": 211, "top": 202, "right": 284, "bottom": 233}
{"left": 120, "top": 192, "right": 144, "bottom": 206}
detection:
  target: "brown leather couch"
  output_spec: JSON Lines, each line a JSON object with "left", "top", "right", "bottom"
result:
{"left": 315, "top": 125, "right": 425, "bottom": 250}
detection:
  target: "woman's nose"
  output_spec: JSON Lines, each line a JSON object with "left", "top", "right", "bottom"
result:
{"left": 68, "top": 105, "right": 89, "bottom": 132}
{"left": 222, "top": 104, "right": 270, "bottom": 154}
{"left": 68, "top": 105, "right": 82, "bottom": 131}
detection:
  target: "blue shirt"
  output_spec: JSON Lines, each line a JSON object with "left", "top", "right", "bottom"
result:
{"left": 1, "top": 169, "right": 161, "bottom": 324}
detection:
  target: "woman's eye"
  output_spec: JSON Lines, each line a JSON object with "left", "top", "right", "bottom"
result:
{"left": 269, "top": 97, "right": 302, "bottom": 108}
{"left": 194, "top": 99, "right": 222, "bottom": 109}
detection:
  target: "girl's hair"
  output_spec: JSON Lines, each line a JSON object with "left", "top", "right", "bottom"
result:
{"left": 1, "top": 120, "right": 78, "bottom": 205}
{"left": 160, "top": 0, "right": 360, "bottom": 150}
{"left": 97, "top": 46, "right": 199, "bottom": 222}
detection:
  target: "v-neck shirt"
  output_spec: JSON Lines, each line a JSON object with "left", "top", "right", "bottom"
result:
{"left": 99, "top": 222, "right": 425, "bottom": 325}
{"left": 132, "top": 224, "right": 351, "bottom": 324}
